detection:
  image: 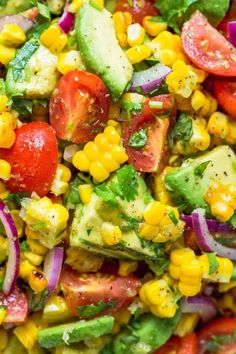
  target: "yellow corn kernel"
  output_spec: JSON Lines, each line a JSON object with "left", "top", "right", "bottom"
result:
{"left": 207, "top": 112, "right": 229, "bottom": 139}
{"left": 50, "top": 33, "right": 68, "bottom": 54}
{"left": 84, "top": 141, "right": 100, "bottom": 161}
{"left": 68, "top": 0, "right": 84, "bottom": 12}
{"left": 152, "top": 167, "right": 175, "bottom": 204}
{"left": 43, "top": 294, "right": 73, "bottom": 323}
{"left": 110, "top": 145, "right": 128, "bottom": 164}
{"left": 174, "top": 313, "right": 199, "bottom": 337}
{"left": 101, "top": 222, "right": 122, "bottom": 245}
{"left": 116, "top": 32, "right": 128, "bottom": 48}
{"left": 0, "top": 328, "right": 8, "bottom": 350}
{"left": 143, "top": 201, "right": 167, "bottom": 225}
{"left": 170, "top": 248, "right": 195, "bottom": 266}
{"left": 227, "top": 119, "right": 236, "bottom": 144}
{"left": 113, "top": 11, "right": 132, "bottom": 33}
{"left": 152, "top": 30, "right": 173, "bottom": 47}
{"left": 190, "top": 119, "right": 211, "bottom": 151}
{"left": 10, "top": 210, "right": 24, "bottom": 237}
{"left": 19, "top": 260, "right": 36, "bottom": 279}
{"left": 138, "top": 223, "right": 158, "bottom": 240}
{"left": 181, "top": 259, "right": 202, "bottom": 278}
{"left": 0, "top": 305, "right": 7, "bottom": 324}
{"left": 118, "top": 260, "right": 138, "bottom": 276}
{"left": 107, "top": 119, "right": 122, "bottom": 135}
{"left": 25, "top": 225, "right": 39, "bottom": 240}
{"left": 127, "top": 23, "right": 145, "bottom": 47}
{"left": 89, "top": 161, "right": 109, "bottom": 182}
{"left": 40, "top": 25, "right": 67, "bottom": 54}
{"left": 211, "top": 202, "right": 234, "bottom": 223}
{"left": 115, "top": 308, "right": 131, "bottom": 325}
{"left": 57, "top": 164, "right": 71, "bottom": 182}
{"left": 24, "top": 251, "right": 44, "bottom": 266}
{"left": 0, "top": 95, "right": 10, "bottom": 111}
{"left": 142, "top": 16, "right": 167, "bottom": 37}
{"left": 108, "top": 101, "right": 121, "bottom": 119}
{"left": 104, "top": 126, "right": 120, "bottom": 144}
{"left": 0, "top": 159, "right": 11, "bottom": 181}
{"left": 27, "top": 239, "right": 48, "bottom": 255}
{"left": 0, "top": 24, "right": 26, "bottom": 47}
{"left": 0, "top": 43, "right": 16, "bottom": 65}
{"left": 100, "top": 152, "right": 120, "bottom": 172}
{"left": 57, "top": 50, "right": 82, "bottom": 75}
{"left": 191, "top": 67, "right": 207, "bottom": 83}
{"left": 154, "top": 298, "right": 177, "bottom": 318}
{"left": 78, "top": 184, "right": 93, "bottom": 204}
{"left": 218, "top": 293, "right": 236, "bottom": 315}
{"left": 178, "top": 282, "right": 201, "bottom": 296}
{"left": 14, "top": 320, "right": 39, "bottom": 350}
{"left": 29, "top": 269, "right": 48, "bottom": 293}
{"left": 94, "top": 133, "right": 111, "bottom": 152}
{"left": 91, "top": 0, "right": 104, "bottom": 8}
{"left": 176, "top": 52, "right": 190, "bottom": 64}
{"left": 145, "top": 280, "right": 169, "bottom": 305}
{"left": 157, "top": 49, "right": 177, "bottom": 67}
{"left": 0, "top": 112, "right": 16, "bottom": 148}
{"left": 191, "top": 90, "right": 206, "bottom": 111}
{"left": 126, "top": 44, "right": 152, "bottom": 64}
{"left": 206, "top": 92, "right": 218, "bottom": 116}
{"left": 72, "top": 150, "right": 90, "bottom": 172}
{"left": 219, "top": 280, "right": 236, "bottom": 293}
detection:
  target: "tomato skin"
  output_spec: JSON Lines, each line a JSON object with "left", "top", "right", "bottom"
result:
{"left": 50, "top": 70, "right": 110, "bottom": 144}
{"left": 0, "top": 286, "right": 28, "bottom": 324}
{"left": 115, "top": 0, "right": 158, "bottom": 24}
{"left": 0, "top": 122, "right": 58, "bottom": 197}
{"left": 123, "top": 94, "right": 175, "bottom": 173}
{"left": 154, "top": 333, "right": 197, "bottom": 354}
{"left": 213, "top": 78, "right": 236, "bottom": 119}
{"left": 182, "top": 11, "right": 236, "bottom": 76}
{"left": 198, "top": 317, "right": 236, "bottom": 353}
{"left": 60, "top": 266, "right": 141, "bottom": 318}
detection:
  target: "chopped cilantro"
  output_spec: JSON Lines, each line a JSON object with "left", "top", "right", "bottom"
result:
{"left": 20, "top": 240, "right": 29, "bottom": 252}
{"left": 122, "top": 101, "right": 143, "bottom": 122}
{"left": 116, "top": 165, "right": 138, "bottom": 202}
{"left": 95, "top": 183, "right": 118, "bottom": 207}
{"left": 5, "top": 192, "right": 29, "bottom": 207}
{"left": 168, "top": 211, "right": 178, "bottom": 225}
{"left": 77, "top": 300, "right": 117, "bottom": 318}
{"left": 128, "top": 127, "right": 148, "bottom": 149}
{"left": 119, "top": 213, "right": 139, "bottom": 231}
{"left": 206, "top": 252, "right": 219, "bottom": 275}
{"left": 31, "top": 222, "right": 46, "bottom": 231}
{"left": 194, "top": 161, "right": 211, "bottom": 177}
{"left": 32, "top": 0, "right": 51, "bottom": 22}
{"left": 168, "top": 112, "right": 193, "bottom": 149}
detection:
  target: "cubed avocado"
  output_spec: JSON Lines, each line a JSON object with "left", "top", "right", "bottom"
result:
{"left": 75, "top": 3, "right": 133, "bottom": 99}
{"left": 46, "top": 0, "right": 66, "bottom": 14}
{"left": 0, "top": 0, "right": 32, "bottom": 15}
{"left": 38, "top": 316, "right": 114, "bottom": 349}
{"left": 164, "top": 145, "right": 236, "bottom": 215}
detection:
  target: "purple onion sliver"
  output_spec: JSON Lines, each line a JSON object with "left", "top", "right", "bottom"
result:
{"left": 58, "top": 4, "right": 75, "bottom": 33}
{"left": 181, "top": 295, "right": 217, "bottom": 322}
{"left": 228, "top": 21, "right": 236, "bottom": 48}
{"left": 181, "top": 214, "right": 235, "bottom": 233}
{"left": 44, "top": 247, "right": 64, "bottom": 295}
{"left": 0, "top": 201, "right": 20, "bottom": 295}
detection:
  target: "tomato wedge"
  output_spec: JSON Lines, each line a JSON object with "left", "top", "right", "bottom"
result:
{"left": 123, "top": 94, "right": 175, "bottom": 173}
{"left": 0, "top": 286, "right": 28, "bottom": 323}
{"left": 198, "top": 317, "right": 236, "bottom": 353}
{"left": 182, "top": 11, "right": 236, "bottom": 76}
{"left": 50, "top": 70, "right": 110, "bottom": 144}
{"left": 115, "top": 0, "right": 158, "bottom": 24}
{"left": 0, "top": 122, "right": 58, "bottom": 197}
{"left": 213, "top": 78, "right": 236, "bottom": 119}
{"left": 154, "top": 333, "right": 197, "bottom": 354}
{"left": 60, "top": 266, "right": 141, "bottom": 319}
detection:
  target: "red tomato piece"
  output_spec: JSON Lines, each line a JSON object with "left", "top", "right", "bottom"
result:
{"left": 115, "top": 0, "right": 158, "bottom": 24}
{"left": 60, "top": 266, "right": 141, "bottom": 318}
{"left": 21, "top": 7, "right": 39, "bottom": 20}
{"left": 198, "top": 317, "right": 236, "bottom": 353}
{"left": 123, "top": 94, "right": 175, "bottom": 173}
{"left": 181, "top": 11, "right": 236, "bottom": 76}
{"left": 213, "top": 78, "right": 236, "bottom": 119}
{"left": 154, "top": 333, "right": 197, "bottom": 354}
{"left": 0, "top": 286, "right": 28, "bottom": 324}
{"left": 50, "top": 70, "right": 110, "bottom": 144}
{"left": 0, "top": 122, "right": 58, "bottom": 197}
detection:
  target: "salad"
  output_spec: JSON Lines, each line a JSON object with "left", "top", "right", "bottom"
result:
{"left": 0, "top": 0, "right": 235, "bottom": 352}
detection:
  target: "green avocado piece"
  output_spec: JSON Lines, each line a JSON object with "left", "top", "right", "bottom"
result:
{"left": 46, "top": 0, "right": 66, "bottom": 14}
{"left": 38, "top": 316, "right": 114, "bottom": 349}
{"left": 164, "top": 145, "right": 236, "bottom": 214}
{"left": 75, "top": 2, "right": 133, "bottom": 99}
{"left": 0, "top": 0, "right": 32, "bottom": 15}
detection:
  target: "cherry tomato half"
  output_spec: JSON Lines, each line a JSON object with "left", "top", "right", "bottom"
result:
{"left": 154, "top": 333, "right": 197, "bottom": 354}
{"left": 213, "top": 78, "right": 236, "bottom": 119}
{"left": 0, "top": 286, "right": 28, "bottom": 324}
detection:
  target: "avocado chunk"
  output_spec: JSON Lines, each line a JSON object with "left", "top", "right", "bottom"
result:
{"left": 75, "top": 3, "right": 133, "bottom": 99}
{"left": 38, "top": 316, "right": 114, "bottom": 349}
{"left": 46, "top": 0, "right": 66, "bottom": 14}
{"left": 164, "top": 145, "right": 236, "bottom": 215}
{"left": 70, "top": 166, "right": 166, "bottom": 264}
{"left": 0, "top": 0, "right": 32, "bottom": 15}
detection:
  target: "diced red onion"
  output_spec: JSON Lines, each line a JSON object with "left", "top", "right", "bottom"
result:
{"left": 63, "top": 144, "right": 79, "bottom": 163}
{"left": 192, "top": 208, "right": 236, "bottom": 261}
{"left": 44, "top": 247, "right": 64, "bottom": 295}
{"left": 0, "top": 15, "right": 33, "bottom": 33}
{"left": 228, "top": 21, "right": 236, "bottom": 48}
{"left": 0, "top": 201, "right": 20, "bottom": 295}
{"left": 180, "top": 295, "right": 217, "bottom": 322}
{"left": 58, "top": 4, "right": 75, "bottom": 34}
{"left": 181, "top": 214, "right": 235, "bottom": 233}
{"left": 130, "top": 63, "right": 172, "bottom": 94}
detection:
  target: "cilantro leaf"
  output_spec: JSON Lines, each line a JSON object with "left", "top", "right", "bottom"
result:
{"left": 119, "top": 213, "right": 139, "bottom": 231}
{"left": 194, "top": 161, "right": 211, "bottom": 177}
{"left": 203, "top": 330, "right": 236, "bottom": 352}
{"left": 206, "top": 252, "right": 219, "bottom": 275}
{"left": 122, "top": 101, "right": 143, "bottom": 122}
{"left": 31, "top": 0, "right": 51, "bottom": 22}
{"left": 168, "top": 211, "right": 178, "bottom": 225}
{"left": 5, "top": 192, "right": 29, "bottom": 207}
{"left": 77, "top": 300, "right": 117, "bottom": 318}
{"left": 168, "top": 112, "right": 193, "bottom": 149}
{"left": 128, "top": 127, "right": 148, "bottom": 149}
{"left": 95, "top": 183, "right": 118, "bottom": 207}
{"left": 12, "top": 99, "right": 33, "bottom": 115}
{"left": 20, "top": 240, "right": 29, "bottom": 252}
{"left": 116, "top": 165, "right": 138, "bottom": 202}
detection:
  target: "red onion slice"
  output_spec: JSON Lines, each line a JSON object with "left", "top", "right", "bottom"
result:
{"left": 181, "top": 295, "right": 217, "bottom": 322}
{"left": 0, "top": 15, "right": 34, "bottom": 33}
{"left": 181, "top": 214, "right": 235, "bottom": 233}
{"left": 228, "top": 21, "right": 236, "bottom": 48}
{"left": 58, "top": 4, "right": 75, "bottom": 34}
{"left": 44, "top": 247, "right": 64, "bottom": 295}
{"left": 0, "top": 201, "right": 20, "bottom": 295}
{"left": 192, "top": 208, "right": 236, "bottom": 261}
{"left": 130, "top": 63, "right": 172, "bottom": 94}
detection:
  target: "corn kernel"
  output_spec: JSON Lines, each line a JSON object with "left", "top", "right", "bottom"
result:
{"left": 24, "top": 251, "right": 44, "bottom": 266}
{"left": 118, "top": 260, "right": 138, "bottom": 276}
{"left": 143, "top": 201, "right": 166, "bottom": 225}
{"left": 0, "top": 43, "right": 16, "bottom": 65}
{"left": 191, "top": 90, "right": 206, "bottom": 111}
{"left": 0, "top": 305, "right": 7, "bottom": 324}
{"left": 110, "top": 145, "right": 128, "bottom": 164}
{"left": 0, "top": 112, "right": 16, "bottom": 148}
{"left": 68, "top": 0, "right": 84, "bottom": 12}
{"left": 84, "top": 141, "right": 100, "bottom": 161}
{"left": 78, "top": 184, "right": 93, "bottom": 204}
{"left": 40, "top": 25, "right": 67, "bottom": 54}
{"left": 113, "top": 11, "right": 132, "bottom": 33}
{"left": 72, "top": 150, "right": 90, "bottom": 171}
{"left": 89, "top": 161, "right": 109, "bottom": 182}
{"left": 100, "top": 152, "right": 120, "bottom": 172}
{"left": 127, "top": 23, "right": 145, "bottom": 47}
{"left": 27, "top": 239, "right": 48, "bottom": 255}
{"left": 157, "top": 49, "right": 177, "bottom": 67}
{"left": 207, "top": 112, "right": 229, "bottom": 139}
{"left": 116, "top": 32, "right": 128, "bottom": 48}
{"left": 94, "top": 133, "right": 111, "bottom": 151}
{"left": 0, "top": 328, "right": 8, "bottom": 350}
{"left": 178, "top": 283, "right": 201, "bottom": 297}
{"left": 152, "top": 30, "right": 173, "bottom": 46}
{"left": 108, "top": 102, "right": 121, "bottom": 119}
{"left": 0, "top": 95, "right": 11, "bottom": 112}
{"left": 107, "top": 119, "right": 122, "bottom": 135}
{"left": 126, "top": 44, "right": 152, "bottom": 64}
{"left": 57, "top": 50, "right": 83, "bottom": 75}
{"left": 170, "top": 248, "right": 195, "bottom": 266}
{"left": 19, "top": 260, "right": 36, "bottom": 279}
{"left": 14, "top": 320, "right": 39, "bottom": 350}
{"left": 104, "top": 126, "right": 120, "bottom": 144}
{"left": 142, "top": 16, "right": 167, "bottom": 37}
{"left": 29, "top": 269, "right": 48, "bottom": 293}
{"left": 174, "top": 313, "right": 199, "bottom": 337}
{"left": 0, "top": 159, "right": 11, "bottom": 180}
{"left": 191, "top": 67, "right": 207, "bottom": 83}
{"left": 101, "top": 222, "right": 122, "bottom": 245}
{"left": 138, "top": 223, "right": 159, "bottom": 240}
{"left": 0, "top": 24, "right": 26, "bottom": 47}
{"left": 115, "top": 308, "right": 131, "bottom": 325}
